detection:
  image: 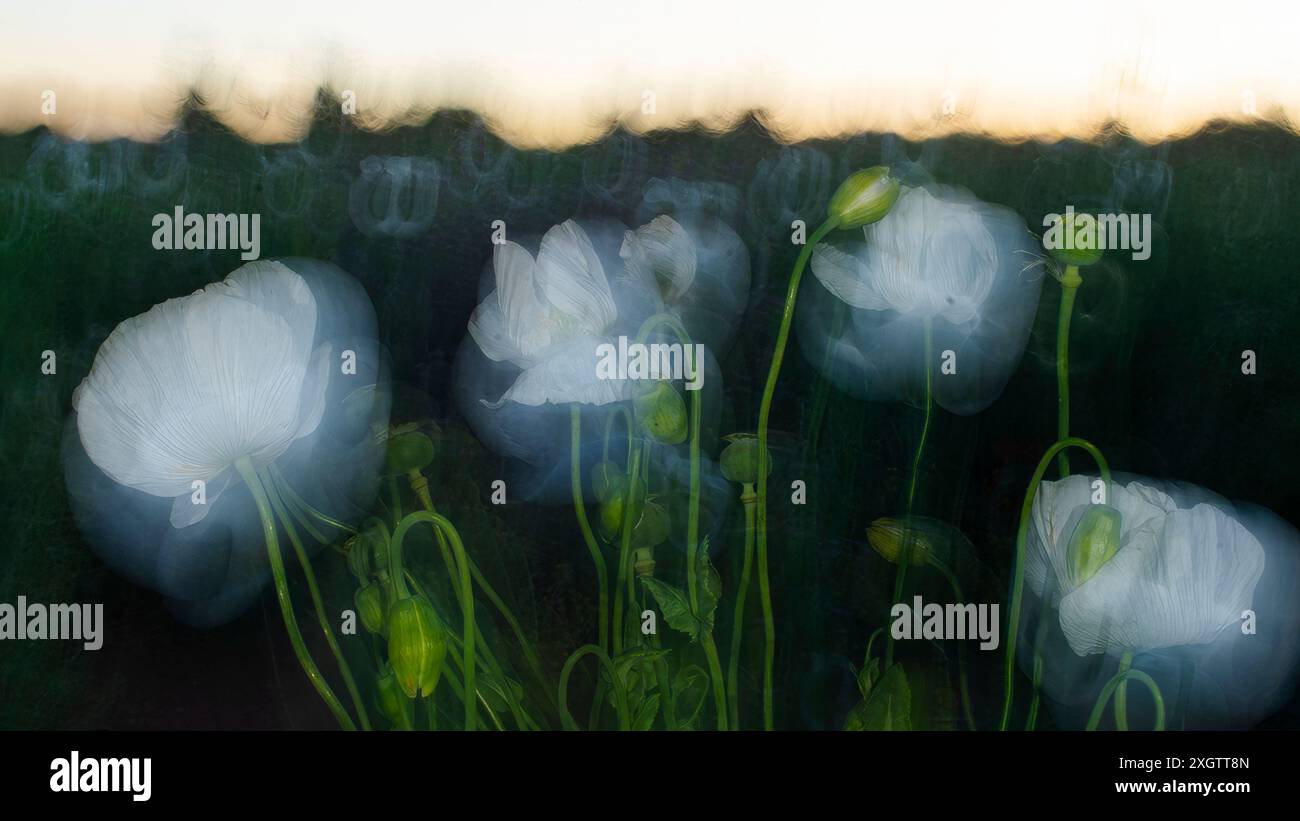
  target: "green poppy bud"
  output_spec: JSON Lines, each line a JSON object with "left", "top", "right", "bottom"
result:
{"left": 828, "top": 167, "right": 901, "bottom": 230}
{"left": 634, "top": 382, "right": 688, "bottom": 445}
{"left": 599, "top": 483, "right": 646, "bottom": 542}
{"left": 591, "top": 460, "right": 626, "bottom": 504}
{"left": 365, "top": 528, "right": 389, "bottom": 574}
{"left": 1044, "top": 211, "right": 1105, "bottom": 268}
{"left": 345, "top": 534, "right": 370, "bottom": 580}
{"left": 387, "top": 596, "right": 447, "bottom": 698}
{"left": 355, "top": 584, "right": 386, "bottom": 635}
{"left": 375, "top": 664, "right": 411, "bottom": 728}
{"left": 1066, "top": 504, "right": 1122, "bottom": 586}
{"left": 384, "top": 430, "right": 436, "bottom": 475}
{"left": 719, "top": 432, "right": 772, "bottom": 484}
{"left": 867, "top": 517, "right": 933, "bottom": 567}
{"left": 632, "top": 498, "right": 670, "bottom": 548}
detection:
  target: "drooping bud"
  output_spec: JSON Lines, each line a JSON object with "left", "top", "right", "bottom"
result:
{"left": 387, "top": 596, "right": 448, "bottom": 698}
{"left": 634, "top": 382, "right": 688, "bottom": 445}
{"left": 719, "top": 432, "right": 772, "bottom": 484}
{"left": 591, "top": 460, "right": 626, "bottom": 504}
{"left": 1044, "top": 211, "right": 1105, "bottom": 268}
{"left": 1066, "top": 504, "right": 1122, "bottom": 586}
{"left": 867, "top": 517, "right": 934, "bottom": 567}
{"left": 375, "top": 664, "right": 411, "bottom": 728}
{"left": 599, "top": 482, "right": 646, "bottom": 542}
{"left": 345, "top": 534, "right": 370, "bottom": 581}
{"left": 828, "top": 167, "right": 901, "bottom": 230}
{"left": 355, "top": 584, "right": 386, "bottom": 635}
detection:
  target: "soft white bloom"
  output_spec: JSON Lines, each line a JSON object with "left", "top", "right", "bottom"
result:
{"left": 468, "top": 219, "right": 626, "bottom": 407}
{"left": 619, "top": 215, "right": 696, "bottom": 305}
{"left": 72, "top": 260, "right": 330, "bottom": 528}
{"left": 811, "top": 186, "right": 997, "bottom": 324}
{"left": 798, "top": 184, "right": 1041, "bottom": 415}
{"left": 1026, "top": 475, "right": 1265, "bottom": 657}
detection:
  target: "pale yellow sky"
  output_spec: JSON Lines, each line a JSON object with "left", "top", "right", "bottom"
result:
{"left": 1, "top": 1, "right": 1296, "bottom": 146}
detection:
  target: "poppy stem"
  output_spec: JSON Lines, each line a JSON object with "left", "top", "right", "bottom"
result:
{"left": 408, "top": 471, "right": 556, "bottom": 720}
{"left": 1056, "top": 266, "right": 1082, "bottom": 476}
{"left": 1085, "top": 660, "right": 1164, "bottom": 731}
{"left": 886, "top": 316, "right": 935, "bottom": 668}
{"left": 557, "top": 644, "right": 631, "bottom": 730}
{"left": 1000, "top": 437, "right": 1111, "bottom": 731}
{"left": 261, "top": 469, "right": 372, "bottom": 730}
{"left": 613, "top": 442, "right": 646, "bottom": 656}
{"left": 391, "top": 511, "right": 477, "bottom": 730}
{"left": 571, "top": 405, "right": 610, "bottom": 656}
{"left": 234, "top": 456, "right": 356, "bottom": 731}
{"left": 727, "top": 483, "right": 757, "bottom": 729}
{"left": 755, "top": 217, "right": 839, "bottom": 730}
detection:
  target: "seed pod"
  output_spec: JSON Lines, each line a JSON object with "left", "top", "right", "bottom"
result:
{"left": 384, "top": 430, "right": 436, "bottom": 475}
{"left": 719, "top": 432, "right": 772, "bottom": 484}
{"left": 1066, "top": 504, "right": 1123, "bottom": 586}
{"left": 387, "top": 596, "right": 448, "bottom": 698}
{"left": 1045, "top": 211, "right": 1105, "bottom": 268}
{"left": 828, "top": 167, "right": 901, "bottom": 229}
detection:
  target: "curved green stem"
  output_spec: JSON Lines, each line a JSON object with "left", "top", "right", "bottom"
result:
{"left": 1056, "top": 267, "right": 1081, "bottom": 477}
{"left": 558, "top": 644, "right": 631, "bottom": 730}
{"left": 755, "top": 218, "right": 838, "bottom": 729}
{"left": 727, "top": 484, "right": 757, "bottom": 729}
{"left": 391, "top": 511, "right": 477, "bottom": 730}
{"left": 886, "top": 316, "right": 935, "bottom": 668}
{"left": 999, "top": 437, "right": 1111, "bottom": 731}
{"left": 571, "top": 404, "right": 610, "bottom": 655}
{"left": 931, "top": 556, "right": 976, "bottom": 730}
{"left": 261, "top": 470, "right": 371, "bottom": 730}
{"left": 1086, "top": 661, "right": 1165, "bottom": 731}
{"left": 632, "top": 312, "right": 703, "bottom": 612}
{"left": 269, "top": 464, "right": 360, "bottom": 536}
{"left": 613, "top": 442, "right": 646, "bottom": 656}
{"left": 234, "top": 456, "right": 355, "bottom": 730}
{"left": 1114, "top": 650, "right": 1132, "bottom": 731}
{"left": 408, "top": 473, "right": 556, "bottom": 717}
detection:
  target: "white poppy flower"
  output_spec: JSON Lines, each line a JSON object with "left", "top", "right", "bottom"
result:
{"left": 811, "top": 185, "right": 998, "bottom": 324}
{"left": 620, "top": 215, "right": 696, "bottom": 305}
{"left": 797, "top": 184, "right": 1041, "bottom": 415}
{"left": 1027, "top": 475, "right": 1265, "bottom": 657}
{"left": 72, "top": 260, "right": 331, "bottom": 529}
{"left": 467, "top": 219, "right": 625, "bottom": 407}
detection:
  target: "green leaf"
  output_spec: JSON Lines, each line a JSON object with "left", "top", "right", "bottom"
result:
{"left": 640, "top": 577, "right": 705, "bottom": 642}
{"left": 673, "top": 664, "right": 710, "bottom": 729}
{"left": 845, "top": 663, "right": 911, "bottom": 731}
{"left": 695, "top": 537, "right": 721, "bottom": 632}
{"left": 632, "top": 693, "right": 661, "bottom": 731}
